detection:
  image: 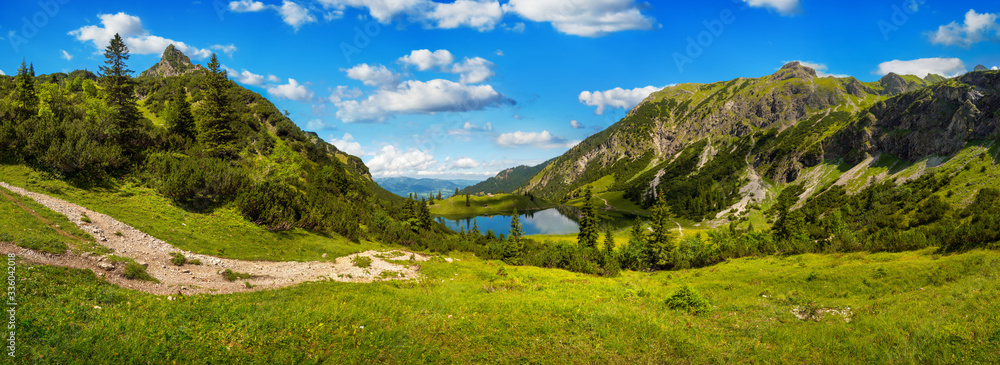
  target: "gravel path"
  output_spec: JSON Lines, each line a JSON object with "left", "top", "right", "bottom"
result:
{"left": 0, "top": 181, "right": 430, "bottom": 295}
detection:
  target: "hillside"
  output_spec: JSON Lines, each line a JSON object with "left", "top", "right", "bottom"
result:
{"left": 460, "top": 159, "right": 552, "bottom": 195}
{"left": 0, "top": 45, "right": 459, "bottom": 254}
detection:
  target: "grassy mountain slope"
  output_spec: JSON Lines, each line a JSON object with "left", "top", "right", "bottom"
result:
{"left": 460, "top": 159, "right": 552, "bottom": 195}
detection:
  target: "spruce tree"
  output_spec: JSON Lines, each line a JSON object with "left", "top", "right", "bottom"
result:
{"left": 454, "top": 188, "right": 459, "bottom": 197}
{"left": 198, "top": 53, "right": 236, "bottom": 157}
{"left": 167, "top": 88, "right": 196, "bottom": 139}
{"left": 603, "top": 224, "right": 620, "bottom": 276}
{"left": 604, "top": 224, "right": 615, "bottom": 254}
{"left": 505, "top": 208, "right": 523, "bottom": 264}
{"left": 577, "top": 187, "right": 599, "bottom": 248}
{"left": 14, "top": 59, "right": 38, "bottom": 120}
{"left": 647, "top": 195, "right": 676, "bottom": 269}
{"left": 437, "top": 191, "right": 443, "bottom": 200}
{"left": 465, "top": 194, "right": 471, "bottom": 207}
{"left": 99, "top": 34, "right": 138, "bottom": 126}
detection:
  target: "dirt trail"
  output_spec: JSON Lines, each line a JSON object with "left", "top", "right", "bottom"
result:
{"left": 597, "top": 196, "right": 613, "bottom": 210}
{"left": 673, "top": 220, "right": 684, "bottom": 238}
{"left": 0, "top": 182, "right": 431, "bottom": 295}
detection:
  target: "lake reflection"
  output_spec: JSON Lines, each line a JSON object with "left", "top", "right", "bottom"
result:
{"left": 436, "top": 207, "right": 639, "bottom": 236}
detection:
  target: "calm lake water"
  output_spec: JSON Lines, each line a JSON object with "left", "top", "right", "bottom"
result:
{"left": 436, "top": 207, "right": 640, "bottom": 236}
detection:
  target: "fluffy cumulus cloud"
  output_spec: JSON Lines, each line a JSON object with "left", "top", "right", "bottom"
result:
{"left": 0, "top": 69, "right": 5, "bottom": 76}
{"left": 502, "top": 0, "right": 657, "bottom": 37}
{"left": 451, "top": 57, "right": 495, "bottom": 84}
{"left": 69, "top": 12, "right": 212, "bottom": 58}
{"left": 60, "top": 50, "right": 73, "bottom": 61}
{"left": 928, "top": 9, "right": 999, "bottom": 47}
{"left": 367, "top": 145, "right": 437, "bottom": 177}
{"left": 279, "top": 0, "right": 317, "bottom": 30}
{"left": 874, "top": 58, "right": 967, "bottom": 78}
{"left": 579, "top": 85, "right": 661, "bottom": 115}
{"left": 451, "top": 157, "right": 481, "bottom": 169}
{"left": 570, "top": 120, "right": 584, "bottom": 129}
{"left": 267, "top": 78, "right": 315, "bottom": 102}
{"left": 329, "top": 85, "right": 363, "bottom": 103}
{"left": 335, "top": 79, "right": 511, "bottom": 122}
{"left": 235, "top": 69, "right": 266, "bottom": 85}
{"left": 788, "top": 61, "right": 847, "bottom": 78}
{"left": 426, "top": 0, "right": 503, "bottom": 31}
{"left": 448, "top": 121, "right": 493, "bottom": 135}
{"left": 229, "top": 0, "right": 267, "bottom": 12}
{"left": 399, "top": 49, "right": 455, "bottom": 71}
{"left": 328, "top": 133, "right": 368, "bottom": 156}
{"left": 496, "top": 130, "right": 577, "bottom": 149}
{"left": 315, "top": 0, "right": 426, "bottom": 24}
{"left": 742, "top": 0, "right": 801, "bottom": 15}
{"left": 343, "top": 64, "right": 401, "bottom": 88}
{"left": 211, "top": 44, "right": 238, "bottom": 57}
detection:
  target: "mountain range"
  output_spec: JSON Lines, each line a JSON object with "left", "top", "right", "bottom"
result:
{"left": 374, "top": 177, "right": 480, "bottom": 198}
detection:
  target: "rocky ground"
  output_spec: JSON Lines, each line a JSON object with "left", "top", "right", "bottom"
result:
{"left": 0, "top": 181, "right": 433, "bottom": 295}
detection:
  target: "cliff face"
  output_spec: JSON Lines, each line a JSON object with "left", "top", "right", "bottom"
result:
{"left": 139, "top": 44, "right": 204, "bottom": 78}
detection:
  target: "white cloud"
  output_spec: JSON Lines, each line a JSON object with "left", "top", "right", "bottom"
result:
{"left": 68, "top": 12, "right": 212, "bottom": 59}
{"left": 502, "top": 0, "right": 656, "bottom": 37}
{"left": 367, "top": 145, "right": 437, "bottom": 177}
{"left": 451, "top": 57, "right": 495, "bottom": 84}
{"left": 928, "top": 9, "right": 999, "bottom": 48}
{"left": 343, "top": 63, "right": 401, "bottom": 88}
{"left": 451, "top": 157, "right": 481, "bottom": 169}
{"left": 399, "top": 49, "right": 454, "bottom": 71}
{"left": 0, "top": 69, "right": 5, "bottom": 76}
{"left": 234, "top": 69, "right": 265, "bottom": 85}
{"left": 570, "top": 120, "right": 584, "bottom": 129}
{"left": 335, "top": 79, "right": 511, "bottom": 123}
{"left": 315, "top": 0, "right": 425, "bottom": 24}
{"left": 328, "top": 85, "right": 363, "bottom": 103}
{"left": 464, "top": 121, "right": 493, "bottom": 131}
{"left": 426, "top": 0, "right": 503, "bottom": 31}
{"left": 60, "top": 50, "right": 73, "bottom": 61}
{"left": 267, "top": 74, "right": 281, "bottom": 83}
{"left": 307, "top": 119, "right": 329, "bottom": 130}
{"left": 328, "top": 133, "right": 368, "bottom": 156}
{"left": 496, "top": 130, "right": 578, "bottom": 149}
{"left": 267, "top": 78, "right": 315, "bottom": 102}
{"left": 495, "top": 49, "right": 504, "bottom": 56}
{"left": 211, "top": 44, "right": 238, "bottom": 57}
{"left": 742, "top": 0, "right": 801, "bottom": 15}
{"left": 229, "top": 0, "right": 267, "bottom": 12}
{"left": 787, "top": 61, "right": 848, "bottom": 78}
{"left": 994, "top": 66, "right": 999, "bottom": 70}
{"left": 502, "top": 22, "right": 526, "bottom": 32}
{"left": 279, "top": 0, "right": 317, "bottom": 30}
{"left": 579, "top": 85, "right": 661, "bottom": 115}
{"left": 874, "top": 58, "right": 967, "bottom": 78}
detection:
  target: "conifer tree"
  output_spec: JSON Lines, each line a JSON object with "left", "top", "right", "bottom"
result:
{"left": 437, "top": 191, "right": 443, "bottom": 200}
{"left": 167, "top": 88, "right": 196, "bottom": 139}
{"left": 198, "top": 53, "right": 236, "bottom": 157}
{"left": 603, "top": 224, "right": 620, "bottom": 276}
{"left": 577, "top": 187, "right": 599, "bottom": 248}
{"left": 504, "top": 208, "right": 523, "bottom": 264}
{"left": 647, "top": 195, "right": 676, "bottom": 269}
{"left": 454, "top": 187, "right": 459, "bottom": 197}
{"left": 14, "top": 59, "right": 38, "bottom": 120}
{"left": 99, "top": 34, "right": 138, "bottom": 126}
{"left": 466, "top": 194, "right": 471, "bottom": 207}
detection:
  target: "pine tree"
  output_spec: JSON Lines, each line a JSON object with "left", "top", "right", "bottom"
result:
{"left": 505, "top": 208, "right": 523, "bottom": 264}
{"left": 465, "top": 194, "right": 471, "bottom": 207}
{"left": 602, "top": 224, "right": 620, "bottom": 276}
{"left": 647, "top": 195, "right": 676, "bottom": 269}
{"left": 604, "top": 224, "right": 615, "bottom": 253}
{"left": 166, "top": 88, "right": 196, "bottom": 139}
{"left": 198, "top": 53, "right": 236, "bottom": 157}
{"left": 509, "top": 208, "right": 523, "bottom": 244}
{"left": 454, "top": 188, "right": 459, "bottom": 197}
{"left": 13, "top": 59, "right": 38, "bottom": 120}
{"left": 437, "top": 191, "right": 443, "bottom": 200}
{"left": 577, "top": 187, "right": 599, "bottom": 248}
{"left": 99, "top": 33, "right": 138, "bottom": 126}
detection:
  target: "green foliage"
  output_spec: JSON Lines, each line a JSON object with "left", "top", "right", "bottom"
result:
{"left": 619, "top": 218, "right": 649, "bottom": 271}
{"left": 577, "top": 187, "right": 599, "bottom": 248}
{"left": 99, "top": 33, "right": 140, "bottom": 142}
{"left": 647, "top": 196, "right": 676, "bottom": 269}
{"left": 197, "top": 54, "right": 236, "bottom": 157}
{"left": 351, "top": 256, "right": 372, "bottom": 269}
{"left": 665, "top": 285, "right": 710, "bottom": 315}
{"left": 123, "top": 261, "right": 158, "bottom": 282}
{"left": 460, "top": 160, "right": 551, "bottom": 195}
{"left": 169, "top": 252, "right": 187, "bottom": 266}
{"left": 17, "top": 237, "right": 68, "bottom": 254}
{"left": 221, "top": 269, "right": 251, "bottom": 282}
{"left": 165, "top": 88, "right": 195, "bottom": 140}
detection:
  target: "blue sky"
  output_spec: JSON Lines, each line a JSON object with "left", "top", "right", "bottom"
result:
{"left": 2, "top": 0, "right": 999, "bottom": 180}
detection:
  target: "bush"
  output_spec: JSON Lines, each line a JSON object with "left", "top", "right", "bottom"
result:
{"left": 123, "top": 262, "right": 158, "bottom": 282}
{"left": 352, "top": 256, "right": 372, "bottom": 268}
{"left": 221, "top": 269, "right": 251, "bottom": 282}
{"left": 665, "top": 286, "right": 710, "bottom": 314}
{"left": 169, "top": 252, "right": 187, "bottom": 266}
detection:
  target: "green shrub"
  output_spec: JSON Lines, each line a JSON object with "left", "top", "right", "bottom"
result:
{"left": 169, "top": 252, "right": 187, "bottom": 266}
{"left": 0, "top": 231, "right": 13, "bottom": 242}
{"left": 222, "top": 269, "right": 251, "bottom": 282}
{"left": 665, "top": 286, "right": 710, "bottom": 314}
{"left": 352, "top": 256, "right": 372, "bottom": 268}
{"left": 123, "top": 262, "right": 158, "bottom": 282}
{"left": 80, "top": 213, "right": 92, "bottom": 223}
{"left": 17, "top": 237, "right": 68, "bottom": 254}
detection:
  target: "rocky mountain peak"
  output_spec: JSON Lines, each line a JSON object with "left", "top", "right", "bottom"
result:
{"left": 139, "top": 44, "right": 204, "bottom": 78}
{"left": 974, "top": 64, "right": 989, "bottom": 72}
{"left": 773, "top": 61, "right": 817, "bottom": 80}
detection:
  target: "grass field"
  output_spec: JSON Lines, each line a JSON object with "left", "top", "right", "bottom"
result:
{"left": 0, "top": 164, "right": 383, "bottom": 262}
{"left": 430, "top": 193, "right": 554, "bottom": 217}
{"left": 0, "top": 184, "right": 101, "bottom": 254}
{"left": 13, "top": 247, "right": 1000, "bottom": 364}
